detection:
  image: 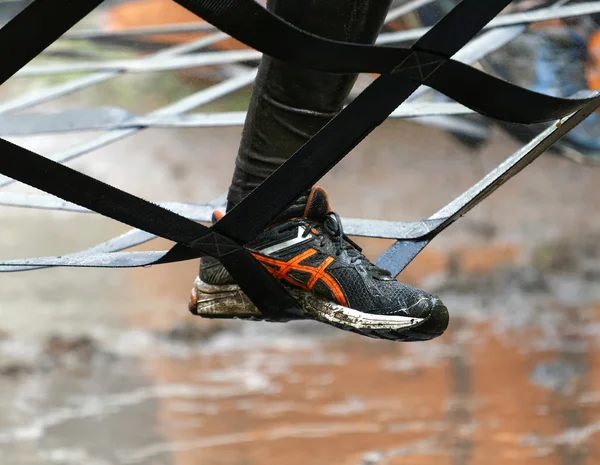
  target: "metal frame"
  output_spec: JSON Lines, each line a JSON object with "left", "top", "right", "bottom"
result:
{"left": 1, "top": 0, "right": 599, "bottom": 277}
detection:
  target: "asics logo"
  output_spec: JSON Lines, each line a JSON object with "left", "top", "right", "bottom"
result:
{"left": 251, "top": 248, "right": 348, "bottom": 306}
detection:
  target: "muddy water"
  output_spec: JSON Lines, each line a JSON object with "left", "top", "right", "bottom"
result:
{"left": 2, "top": 100, "right": 600, "bottom": 464}
{"left": 2, "top": 285, "right": 600, "bottom": 465}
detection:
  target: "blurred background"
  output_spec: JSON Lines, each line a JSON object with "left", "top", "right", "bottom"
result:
{"left": 1, "top": 0, "right": 600, "bottom": 463}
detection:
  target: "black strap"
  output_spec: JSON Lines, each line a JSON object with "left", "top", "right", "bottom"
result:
{"left": 5, "top": 0, "right": 591, "bottom": 127}
{"left": 5, "top": 91, "right": 600, "bottom": 273}
{"left": 173, "top": 0, "right": 593, "bottom": 124}
{"left": 0, "top": 0, "right": 104, "bottom": 85}
{"left": 0, "top": 137, "right": 301, "bottom": 319}
{"left": 168, "top": 0, "right": 596, "bottom": 259}
{"left": 170, "top": 0, "right": 528, "bottom": 249}
{"left": 0, "top": 0, "right": 597, "bottom": 318}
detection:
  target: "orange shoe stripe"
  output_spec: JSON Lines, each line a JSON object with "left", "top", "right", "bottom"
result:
{"left": 250, "top": 250, "right": 348, "bottom": 307}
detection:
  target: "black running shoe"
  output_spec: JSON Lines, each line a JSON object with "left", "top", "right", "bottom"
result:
{"left": 188, "top": 187, "right": 449, "bottom": 342}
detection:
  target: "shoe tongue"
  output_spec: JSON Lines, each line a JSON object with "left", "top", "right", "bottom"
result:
{"left": 303, "top": 186, "right": 331, "bottom": 219}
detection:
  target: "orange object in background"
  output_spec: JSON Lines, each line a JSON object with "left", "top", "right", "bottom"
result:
{"left": 586, "top": 30, "right": 600, "bottom": 90}
{"left": 106, "top": 0, "right": 261, "bottom": 49}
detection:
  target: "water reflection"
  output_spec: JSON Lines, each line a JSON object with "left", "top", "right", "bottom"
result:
{"left": 2, "top": 293, "right": 600, "bottom": 465}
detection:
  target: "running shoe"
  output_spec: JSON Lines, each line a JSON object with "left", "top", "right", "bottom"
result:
{"left": 188, "top": 187, "right": 449, "bottom": 342}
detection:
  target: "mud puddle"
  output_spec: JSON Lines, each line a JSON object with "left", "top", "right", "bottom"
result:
{"left": 1, "top": 245, "right": 600, "bottom": 465}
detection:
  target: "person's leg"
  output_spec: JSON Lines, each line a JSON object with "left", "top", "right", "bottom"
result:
{"left": 226, "top": 0, "right": 393, "bottom": 216}
{"left": 190, "top": 0, "right": 450, "bottom": 342}
{"left": 201, "top": 0, "right": 391, "bottom": 283}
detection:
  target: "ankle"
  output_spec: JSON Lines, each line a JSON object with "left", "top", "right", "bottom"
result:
{"left": 226, "top": 190, "right": 311, "bottom": 224}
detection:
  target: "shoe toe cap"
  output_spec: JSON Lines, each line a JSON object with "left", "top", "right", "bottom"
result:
{"left": 394, "top": 283, "right": 449, "bottom": 327}
{"left": 421, "top": 296, "right": 450, "bottom": 334}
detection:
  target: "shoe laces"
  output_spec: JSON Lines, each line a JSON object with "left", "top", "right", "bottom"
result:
{"left": 301, "top": 211, "right": 393, "bottom": 280}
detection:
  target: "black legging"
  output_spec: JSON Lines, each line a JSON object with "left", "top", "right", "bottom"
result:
{"left": 226, "top": 0, "right": 393, "bottom": 216}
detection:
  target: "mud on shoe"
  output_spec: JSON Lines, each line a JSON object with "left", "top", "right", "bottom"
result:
{"left": 188, "top": 187, "right": 449, "bottom": 342}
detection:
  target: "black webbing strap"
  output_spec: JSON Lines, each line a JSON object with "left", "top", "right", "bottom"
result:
{"left": 0, "top": 0, "right": 105, "bottom": 85}
{"left": 0, "top": 0, "right": 597, "bottom": 318}
{"left": 2, "top": 95, "right": 597, "bottom": 273}
{"left": 167, "top": 0, "right": 545, "bottom": 252}
{"left": 0, "top": 0, "right": 306, "bottom": 319}
{"left": 173, "top": 0, "right": 593, "bottom": 123}
{"left": 0, "top": 138, "right": 302, "bottom": 318}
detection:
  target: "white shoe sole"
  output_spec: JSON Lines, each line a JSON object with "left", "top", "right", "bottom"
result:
{"left": 188, "top": 276, "right": 428, "bottom": 334}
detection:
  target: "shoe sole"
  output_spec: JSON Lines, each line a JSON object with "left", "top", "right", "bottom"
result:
{"left": 188, "top": 277, "right": 448, "bottom": 342}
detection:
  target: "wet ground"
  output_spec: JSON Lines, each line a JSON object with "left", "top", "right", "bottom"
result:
{"left": 2, "top": 68, "right": 600, "bottom": 464}
{"left": 2, "top": 251, "right": 600, "bottom": 465}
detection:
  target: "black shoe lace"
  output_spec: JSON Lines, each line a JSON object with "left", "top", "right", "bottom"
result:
{"left": 301, "top": 211, "right": 393, "bottom": 280}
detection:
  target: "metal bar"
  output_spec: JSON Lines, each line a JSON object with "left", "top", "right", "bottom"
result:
{"left": 6, "top": 20, "right": 523, "bottom": 137}
{"left": 63, "top": 19, "right": 217, "bottom": 41}
{"left": 0, "top": 191, "right": 430, "bottom": 239}
{"left": 397, "top": 91, "right": 600, "bottom": 241}
{"left": 0, "top": 192, "right": 224, "bottom": 216}
{"left": 8, "top": 91, "right": 597, "bottom": 273}
{"left": 0, "top": 102, "right": 475, "bottom": 135}
{"left": 0, "top": 191, "right": 436, "bottom": 273}
{"left": 16, "top": 49, "right": 260, "bottom": 77}
{"left": 375, "top": 91, "right": 600, "bottom": 275}
{"left": 0, "top": 195, "right": 224, "bottom": 272}
{"left": 2, "top": 0, "right": 599, "bottom": 276}
{"left": 377, "top": 1, "right": 600, "bottom": 44}
{"left": 0, "top": 69, "right": 258, "bottom": 188}
{"left": 0, "top": 31, "right": 230, "bottom": 115}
